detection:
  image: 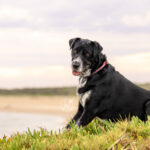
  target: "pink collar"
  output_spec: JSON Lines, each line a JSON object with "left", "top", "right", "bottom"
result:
{"left": 92, "top": 61, "right": 107, "bottom": 75}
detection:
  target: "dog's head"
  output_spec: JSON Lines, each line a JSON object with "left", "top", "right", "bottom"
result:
{"left": 69, "top": 37, "right": 105, "bottom": 77}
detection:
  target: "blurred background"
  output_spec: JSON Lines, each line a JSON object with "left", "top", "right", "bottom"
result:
{"left": 0, "top": 0, "right": 150, "bottom": 137}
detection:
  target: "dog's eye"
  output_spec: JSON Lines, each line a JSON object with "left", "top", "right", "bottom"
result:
{"left": 86, "top": 52, "right": 90, "bottom": 57}
{"left": 87, "top": 61, "right": 91, "bottom": 65}
{"left": 73, "top": 50, "right": 77, "bottom": 54}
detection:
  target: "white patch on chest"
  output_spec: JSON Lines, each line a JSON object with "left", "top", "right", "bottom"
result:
{"left": 77, "top": 77, "right": 92, "bottom": 107}
{"left": 78, "top": 77, "right": 87, "bottom": 88}
{"left": 79, "top": 91, "right": 91, "bottom": 107}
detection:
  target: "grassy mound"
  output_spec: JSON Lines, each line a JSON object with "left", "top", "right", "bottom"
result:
{"left": 1, "top": 117, "right": 150, "bottom": 150}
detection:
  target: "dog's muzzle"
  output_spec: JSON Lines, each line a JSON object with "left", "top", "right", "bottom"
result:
{"left": 72, "top": 61, "right": 80, "bottom": 70}
{"left": 72, "top": 60, "right": 82, "bottom": 76}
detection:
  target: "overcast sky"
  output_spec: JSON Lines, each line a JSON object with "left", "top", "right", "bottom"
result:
{"left": 0, "top": 0, "right": 150, "bottom": 88}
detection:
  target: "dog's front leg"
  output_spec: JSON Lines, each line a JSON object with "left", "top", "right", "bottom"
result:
{"left": 66, "top": 102, "right": 83, "bottom": 129}
{"left": 77, "top": 108, "right": 95, "bottom": 128}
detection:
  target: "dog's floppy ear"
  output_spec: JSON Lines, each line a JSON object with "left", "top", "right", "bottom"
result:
{"left": 92, "top": 41, "right": 103, "bottom": 52}
{"left": 69, "top": 37, "right": 81, "bottom": 49}
{"left": 90, "top": 41, "right": 103, "bottom": 57}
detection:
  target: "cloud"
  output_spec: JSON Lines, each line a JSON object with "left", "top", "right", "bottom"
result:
{"left": 110, "top": 52, "right": 150, "bottom": 83}
{"left": 0, "top": 5, "right": 32, "bottom": 28}
{"left": 0, "top": 27, "right": 150, "bottom": 68}
{"left": 0, "top": 68, "right": 21, "bottom": 77}
{"left": 0, "top": 65, "right": 77, "bottom": 88}
{"left": 0, "top": 0, "right": 150, "bottom": 87}
{"left": 111, "top": 52, "right": 150, "bottom": 71}
{"left": 1, "top": 0, "right": 150, "bottom": 33}
{"left": 0, "top": 52, "right": 150, "bottom": 88}
{"left": 0, "top": 5, "right": 31, "bottom": 20}
{"left": 121, "top": 12, "right": 150, "bottom": 27}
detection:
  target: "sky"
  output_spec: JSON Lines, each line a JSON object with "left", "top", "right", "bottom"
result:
{"left": 0, "top": 0, "right": 150, "bottom": 88}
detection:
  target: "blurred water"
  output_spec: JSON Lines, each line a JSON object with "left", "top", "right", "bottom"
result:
{"left": 0, "top": 112, "right": 65, "bottom": 138}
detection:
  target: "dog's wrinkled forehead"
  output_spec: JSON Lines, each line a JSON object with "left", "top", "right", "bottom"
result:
{"left": 69, "top": 37, "right": 103, "bottom": 54}
{"left": 69, "top": 38, "right": 90, "bottom": 50}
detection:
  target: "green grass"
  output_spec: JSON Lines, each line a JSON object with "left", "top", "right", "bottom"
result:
{"left": 1, "top": 117, "right": 150, "bottom": 150}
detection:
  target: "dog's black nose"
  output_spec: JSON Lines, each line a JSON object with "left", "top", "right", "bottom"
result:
{"left": 72, "top": 61, "right": 80, "bottom": 69}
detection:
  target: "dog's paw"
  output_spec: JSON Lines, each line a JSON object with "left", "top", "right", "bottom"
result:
{"left": 65, "top": 124, "right": 71, "bottom": 130}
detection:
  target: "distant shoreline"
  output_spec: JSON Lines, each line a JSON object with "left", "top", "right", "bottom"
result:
{"left": 0, "top": 83, "right": 149, "bottom": 96}
{"left": 0, "top": 87, "right": 76, "bottom": 96}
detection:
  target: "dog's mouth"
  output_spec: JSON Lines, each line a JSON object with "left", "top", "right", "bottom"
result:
{"left": 72, "top": 70, "right": 82, "bottom": 76}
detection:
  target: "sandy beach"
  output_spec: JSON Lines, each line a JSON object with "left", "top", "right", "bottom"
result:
{"left": 0, "top": 96, "right": 79, "bottom": 137}
{"left": 0, "top": 96, "right": 78, "bottom": 121}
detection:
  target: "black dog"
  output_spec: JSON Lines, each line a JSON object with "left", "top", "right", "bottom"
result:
{"left": 66, "top": 37, "right": 150, "bottom": 128}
